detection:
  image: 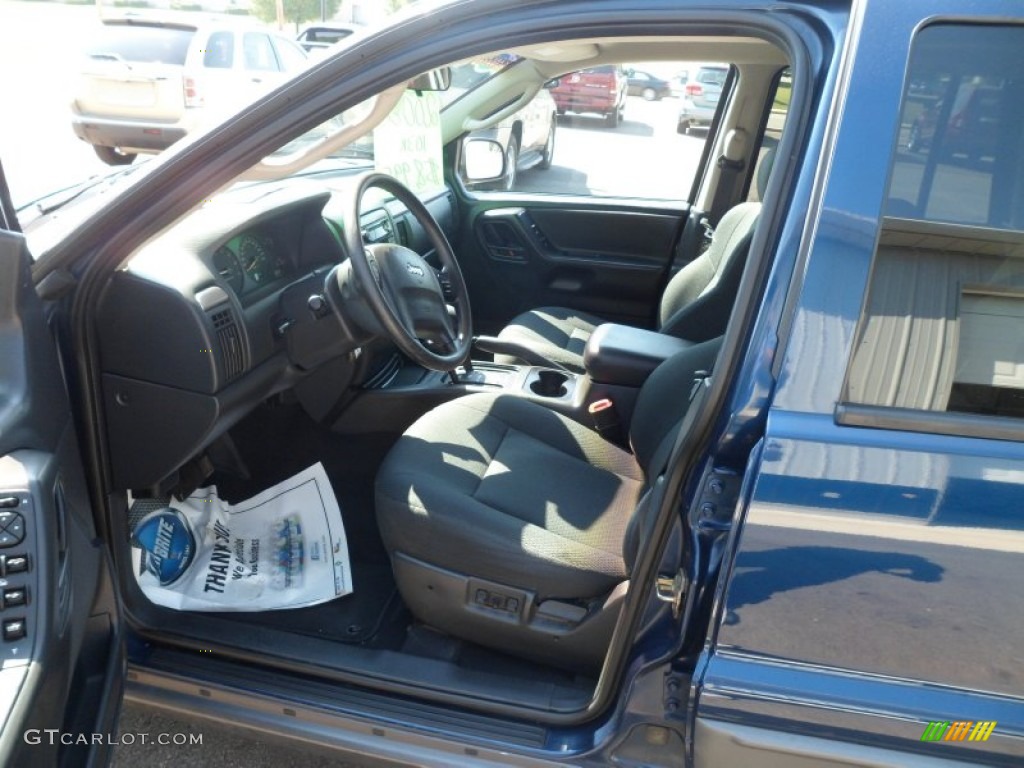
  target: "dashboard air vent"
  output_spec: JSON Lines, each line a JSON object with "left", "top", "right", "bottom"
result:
{"left": 395, "top": 219, "right": 410, "bottom": 246}
{"left": 210, "top": 308, "right": 245, "bottom": 382}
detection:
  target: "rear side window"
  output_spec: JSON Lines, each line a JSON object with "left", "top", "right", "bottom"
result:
{"left": 843, "top": 24, "right": 1024, "bottom": 430}
{"left": 243, "top": 32, "right": 279, "bottom": 72}
{"left": 697, "top": 67, "right": 727, "bottom": 86}
{"left": 888, "top": 27, "right": 1022, "bottom": 228}
{"left": 203, "top": 31, "right": 234, "bottom": 69}
{"left": 88, "top": 24, "right": 195, "bottom": 65}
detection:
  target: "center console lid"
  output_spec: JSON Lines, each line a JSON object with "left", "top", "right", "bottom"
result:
{"left": 584, "top": 324, "right": 692, "bottom": 387}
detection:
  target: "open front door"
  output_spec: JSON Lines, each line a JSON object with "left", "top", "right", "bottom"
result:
{"left": 0, "top": 161, "right": 124, "bottom": 766}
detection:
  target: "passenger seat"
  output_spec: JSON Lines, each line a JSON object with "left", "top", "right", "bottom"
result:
{"left": 493, "top": 150, "right": 774, "bottom": 372}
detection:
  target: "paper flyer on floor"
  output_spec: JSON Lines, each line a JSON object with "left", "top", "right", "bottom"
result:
{"left": 130, "top": 462, "right": 352, "bottom": 611}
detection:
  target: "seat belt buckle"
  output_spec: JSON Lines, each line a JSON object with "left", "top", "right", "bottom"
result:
{"left": 588, "top": 398, "right": 624, "bottom": 444}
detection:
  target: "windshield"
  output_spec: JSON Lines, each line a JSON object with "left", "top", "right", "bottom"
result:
{"left": 251, "top": 53, "right": 523, "bottom": 199}
{"left": 0, "top": 2, "right": 453, "bottom": 215}
{"left": 6, "top": 0, "right": 725, "bottom": 254}
{"left": 445, "top": 53, "right": 523, "bottom": 102}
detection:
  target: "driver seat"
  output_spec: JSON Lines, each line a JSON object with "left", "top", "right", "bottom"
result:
{"left": 375, "top": 338, "right": 721, "bottom": 669}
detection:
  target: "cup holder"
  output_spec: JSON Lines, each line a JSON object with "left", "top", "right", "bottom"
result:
{"left": 530, "top": 370, "right": 569, "bottom": 398}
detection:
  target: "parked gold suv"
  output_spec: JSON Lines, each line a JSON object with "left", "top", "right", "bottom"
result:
{"left": 72, "top": 14, "right": 308, "bottom": 165}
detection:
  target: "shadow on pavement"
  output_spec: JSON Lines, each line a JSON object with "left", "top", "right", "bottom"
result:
{"left": 556, "top": 114, "right": 655, "bottom": 138}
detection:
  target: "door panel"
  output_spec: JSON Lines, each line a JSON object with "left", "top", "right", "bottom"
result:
{"left": 0, "top": 230, "right": 123, "bottom": 766}
{"left": 457, "top": 199, "right": 687, "bottom": 333}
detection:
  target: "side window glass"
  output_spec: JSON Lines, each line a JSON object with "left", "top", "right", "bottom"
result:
{"left": 243, "top": 33, "right": 280, "bottom": 72}
{"left": 203, "top": 31, "right": 234, "bottom": 69}
{"left": 747, "top": 68, "right": 790, "bottom": 202}
{"left": 272, "top": 38, "right": 307, "bottom": 72}
{"left": 457, "top": 61, "right": 727, "bottom": 199}
{"left": 843, "top": 24, "right": 1024, "bottom": 426}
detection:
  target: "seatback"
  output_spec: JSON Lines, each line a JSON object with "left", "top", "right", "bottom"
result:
{"left": 657, "top": 202, "right": 761, "bottom": 341}
{"left": 628, "top": 337, "right": 723, "bottom": 479}
{"left": 622, "top": 338, "right": 723, "bottom": 569}
{"left": 656, "top": 145, "right": 776, "bottom": 341}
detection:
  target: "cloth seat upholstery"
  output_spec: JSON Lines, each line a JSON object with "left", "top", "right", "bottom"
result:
{"left": 375, "top": 338, "right": 723, "bottom": 664}
{"left": 496, "top": 202, "right": 759, "bottom": 371}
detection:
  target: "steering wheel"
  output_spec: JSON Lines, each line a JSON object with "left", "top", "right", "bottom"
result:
{"left": 338, "top": 172, "right": 472, "bottom": 371}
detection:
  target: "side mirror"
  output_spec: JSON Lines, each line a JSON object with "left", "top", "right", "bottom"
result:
{"left": 462, "top": 138, "right": 506, "bottom": 183}
{"left": 408, "top": 67, "right": 452, "bottom": 91}
{"left": 625, "top": 67, "right": 635, "bottom": 77}
{"left": 543, "top": 78, "right": 560, "bottom": 89}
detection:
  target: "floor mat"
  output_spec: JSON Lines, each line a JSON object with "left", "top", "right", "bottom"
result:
{"left": 130, "top": 401, "right": 404, "bottom": 644}
{"left": 205, "top": 559, "right": 399, "bottom": 644}
{"left": 210, "top": 403, "right": 402, "bottom": 643}
{"left": 213, "top": 401, "right": 397, "bottom": 566}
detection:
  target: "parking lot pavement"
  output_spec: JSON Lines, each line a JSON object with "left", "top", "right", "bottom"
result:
{"left": 521, "top": 100, "right": 704, "bottom": 199}
{"left": 114, "top": 702, "right": 365, "bottom": 768}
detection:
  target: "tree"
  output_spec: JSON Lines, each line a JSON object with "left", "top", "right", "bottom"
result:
{"left": 251, "top": 0, "right": 341, "bottom": 26}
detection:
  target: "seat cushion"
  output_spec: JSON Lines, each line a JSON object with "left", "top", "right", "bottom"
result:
{"left": 376, "top": 393, "right": 644, "bottom": 601}
{"left": 494, "top": 306, "right": 606, "bottom": 372}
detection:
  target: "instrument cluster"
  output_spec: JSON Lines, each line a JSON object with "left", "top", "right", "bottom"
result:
{"left": 211, "top": 231, "right": 289, "bottom": 296}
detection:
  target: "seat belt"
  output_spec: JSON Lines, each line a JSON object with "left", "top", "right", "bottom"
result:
{"left": 668, "top": 129, "right": 749, "bottom": 278}
{"left": 707, "top": 128, "right": 749, "bottom": 226}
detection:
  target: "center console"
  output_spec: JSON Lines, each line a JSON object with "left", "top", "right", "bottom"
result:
{"left": 454, "top": 363, "right": 582, "bottom": 406}
{"left": 332, "top": 324, "right": 690, "bottom": 436}
{"left": 580, "top": 324, "right": 694, "bottom": 429}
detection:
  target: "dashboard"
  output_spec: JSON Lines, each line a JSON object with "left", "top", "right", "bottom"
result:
{"left": 94, "top": 175, "right": 457, "bottom": 491}
{"left": 211, "top": 231, "right": 289, "bottom": 297}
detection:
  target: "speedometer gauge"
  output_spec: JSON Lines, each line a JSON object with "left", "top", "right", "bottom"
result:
{"left": 238, "top": 233, "right": 286, "bottom": 287}
{"left": 238, "top": 234, "right": 270, "bottom": 283}
{"left": 212, "top": 246, "right": 243, "bottom": 293}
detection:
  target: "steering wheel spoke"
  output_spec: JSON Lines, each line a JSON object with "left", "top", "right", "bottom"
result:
{"left": 337, "top": 172, "right": 472, "bottom": 371}
{"left": 434, "top": 315, "right": 459, "bottom": 355}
